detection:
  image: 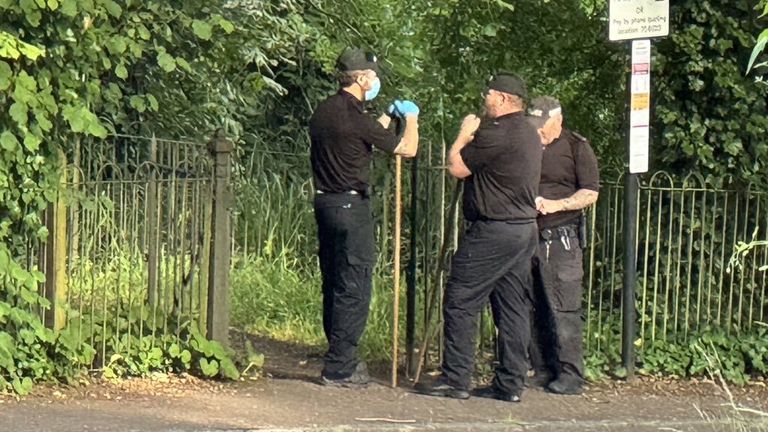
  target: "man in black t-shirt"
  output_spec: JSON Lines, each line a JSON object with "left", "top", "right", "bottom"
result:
{"left": 415, "top": 73, "right": 541, "bottom": 403}
{"left": 526, "top": 96, "right": 599, "bottom": 395}
{"left": 309, "top": 48, "right": 420, "bottom": 387}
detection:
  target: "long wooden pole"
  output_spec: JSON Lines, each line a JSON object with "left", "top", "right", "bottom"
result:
{"left": 391, "top": 156, "right": 402, "bottom": 388}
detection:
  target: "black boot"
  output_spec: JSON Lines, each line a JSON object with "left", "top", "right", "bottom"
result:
{"left": 320, "top": 361, "right": 370, "bottom": 387}
{"left": 546, "top": 373, "right": 583, "bottom": 395}
{"left": 472, "top": 385, "right": 521, "bottom": 403}
{"left": 414, "top": 376, "right": 470, "bottom": 400}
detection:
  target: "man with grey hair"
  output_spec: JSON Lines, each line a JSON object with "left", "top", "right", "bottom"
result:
{"left": 527, "top": 96, "right": 599, "bottom": 395}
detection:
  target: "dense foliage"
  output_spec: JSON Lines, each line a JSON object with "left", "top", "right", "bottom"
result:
{"left": 0, "top": 0, "right": 314, "bottom": 394}
{"left": 654, "top": 0, "right": 768, "bottom": 186}
{"left": 2, "top": 0, "right": 767, "bottom": 394}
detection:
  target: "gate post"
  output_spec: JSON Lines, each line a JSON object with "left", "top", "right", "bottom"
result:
{"left": 43, "top": 159, "right": 69, "bottom": 331}
{"left": 206, "top": 135, "right": 233, "bottom": 346}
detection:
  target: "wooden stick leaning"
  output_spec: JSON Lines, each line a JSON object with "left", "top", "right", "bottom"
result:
{"left": 391, "top": 155, "right": 402, "bottom": 388}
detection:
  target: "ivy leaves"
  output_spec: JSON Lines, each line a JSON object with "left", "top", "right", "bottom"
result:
{"left": 654, "top": 0, "right": 768, "bottom": 186}
{"left": 0, "top": 0, "right": 308, "bottom": 395}
{"left": 0, "top": 241, "right": 81, "bottom": 396}
{"left": 0, "top": 131, "right": 19, "bottom": 152}
{"left": 0, "top": 31, "right": 45, "bottom": 60}
{"left": 0, "top": 60, "right": 11, "bottom": 90}
{"left": 192, "top": 19, "right": 214, "bottom": 40}
{"left": 61, "top": 105, "right": 108, "bottom": 137}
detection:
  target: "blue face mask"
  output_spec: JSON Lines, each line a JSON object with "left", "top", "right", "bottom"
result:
{"left": 365, "top": 77, "right": 381, "bottom": 101}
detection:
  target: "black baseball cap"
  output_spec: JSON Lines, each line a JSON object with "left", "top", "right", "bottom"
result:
{"left": 336, "top": 48, "right": 380, "bottom": 74}
{"left": 527, "top": 96, "right": 563, "bottom": 127}
{"left": 486, "top": 72, "right": 527, "bottom": 98}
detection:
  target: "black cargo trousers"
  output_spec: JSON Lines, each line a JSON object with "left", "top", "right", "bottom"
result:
{"left": 530, "top": 224, "right": 585, "bottom": 381}
{"left": 314, "top": 192, "right": 375, "bottom": 379}
{"left": 441, "top": 219, "right": 538, "bottom": 395}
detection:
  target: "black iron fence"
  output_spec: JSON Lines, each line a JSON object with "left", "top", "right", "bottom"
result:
{"left": 33, "top": 134, "right": 233, "bottom": 368}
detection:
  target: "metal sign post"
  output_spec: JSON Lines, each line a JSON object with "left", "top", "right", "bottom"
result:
{"left": 609, "top": 0, "right": 669, "bottom": 380}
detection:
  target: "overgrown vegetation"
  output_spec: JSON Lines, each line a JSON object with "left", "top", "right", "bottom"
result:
{"left": 654, "top": 0, "right": 768, "bottom": 185}
{"left": 1, "top": 0, "right": 314, "bottom": 394}
{"left": 2, "top": 0, "right": 768, "bottom": 394}
{"left": 0, "top": 246, "right": 94, "bottom": 395}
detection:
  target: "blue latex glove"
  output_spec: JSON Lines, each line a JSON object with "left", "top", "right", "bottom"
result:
{"left": 387, "top": 100, "right": 403, "bottom": 117}
{"left": 394, "top": 100, "right": 420, "bottom": 116}
{"left": 388, "top": 100, "right": 420, "bottom": 117}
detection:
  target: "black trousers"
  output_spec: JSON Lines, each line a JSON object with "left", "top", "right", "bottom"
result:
{"left": 530, "top": 227, "right": 585, "bottom": 380}
{"left": 314, "top": 193, "right": 375, "bottom": 379}
{"left": 441, "top": 220, "right": 537, "bottom": 395}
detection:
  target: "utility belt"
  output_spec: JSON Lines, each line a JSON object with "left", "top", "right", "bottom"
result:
{"left": 540, "top": 224, "right": 578, "bottom": 251}
{"left": 539, "top": 213, "right": 588, "bottom": 251}
{"left": 314, "top": 188, "right": 370, "bottom": 209}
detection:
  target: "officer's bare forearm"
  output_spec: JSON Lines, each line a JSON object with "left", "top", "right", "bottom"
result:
{"left": 447, "top": 134, "right": 472, "bottom": 178}
{"left": 558, "top": 189, "right": 598, "bottom": 211}
{"left": 394, "top": 116, "right": 419, "bottom": 158}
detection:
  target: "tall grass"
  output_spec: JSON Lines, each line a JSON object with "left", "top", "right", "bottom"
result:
{"left": 230, "top": 250, "right": 406, "bottom": 362}
{"left": 230, "top": 148, "right": 416, "bottom": 364}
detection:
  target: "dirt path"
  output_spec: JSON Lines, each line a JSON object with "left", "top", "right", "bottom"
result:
{"left": 1, "top": 336, "right": 766, "bottom": 432}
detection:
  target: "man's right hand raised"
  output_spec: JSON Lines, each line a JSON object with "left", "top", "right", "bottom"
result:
{"left": 458, "top": 114, "right": 481, "bottom": 143}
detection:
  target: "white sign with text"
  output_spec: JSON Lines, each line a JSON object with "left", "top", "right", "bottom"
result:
{"left": 629, "top": 39, "right": 651, "bottom": 173}
{"left": 609, "top": 0, "right": 669, "bottom": 41}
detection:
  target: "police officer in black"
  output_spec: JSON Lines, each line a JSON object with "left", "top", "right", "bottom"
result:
{"left": 526, "top": 96, "right": 599, "bottom": 395}
{"left": 309, "top": 48, "right": 420, "bottom": 386}
{"left": 415, "top": 73, "right": 541, "bottom": 402}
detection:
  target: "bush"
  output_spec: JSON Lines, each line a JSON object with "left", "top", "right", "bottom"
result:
{"left": 0, "top": 245, "right": 96, "bottom": 395}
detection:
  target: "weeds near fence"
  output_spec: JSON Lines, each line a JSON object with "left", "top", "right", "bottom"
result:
{"left": 693, "top": 342, "right": 768, "bottom": 431}
{"left": 63, "top": 249, "right": 243, "bottom": 381}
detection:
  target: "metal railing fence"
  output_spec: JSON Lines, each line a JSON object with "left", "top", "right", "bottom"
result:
{"left": 585, "top": 173, "right": 768, "bottom": 358}
{"left": 21, "top": 134, "right": 765, "bottom": 371}
{"left": 28, "top": 134, "right": 234, "bottom": 368}
{"left": 229, "top": 149, "right": 768, "bottom": 371}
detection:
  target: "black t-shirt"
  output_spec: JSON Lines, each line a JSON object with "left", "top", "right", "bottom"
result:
{"left": 459, "top": 112, "right": 542, "bottom": 222}
{"left": 309, "top": 90, "right": 399, "bottom": 193}
{"left": 538, "top": 128, "right": 600, "bottom": 229}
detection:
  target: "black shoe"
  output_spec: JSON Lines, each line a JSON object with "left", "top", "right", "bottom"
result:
{"left": 526, "top": 371, "right": 552, "bottom": 389}
{"left": 472, "top": 385, "right": 521, "bottom": 403}
{"left": 414, "top": 377, "right": 470, "bottom": 400}
{"left": 320, "top": 362, "right": 370, "bottom": 388}
{"left": 546, "top": 375, "right": 583, "bottom": 395}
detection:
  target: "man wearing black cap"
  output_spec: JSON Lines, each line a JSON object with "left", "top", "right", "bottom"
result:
{"left": 309, "top": 48, "right": 420, "bottom": 387}
{"left": 526, "top": 96, "right": 599, "bottom": 395}
{"left": 415, "top": 73, "right": 541, "bottom": 402}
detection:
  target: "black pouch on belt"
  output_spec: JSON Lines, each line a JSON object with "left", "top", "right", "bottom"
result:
{"left": 579, "top": 211, "right": 588, "bottom": 249}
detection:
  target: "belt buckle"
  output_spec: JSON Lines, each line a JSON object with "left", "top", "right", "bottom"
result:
{"left": 315, "top": 190, "right": 358, "bottom": 195}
